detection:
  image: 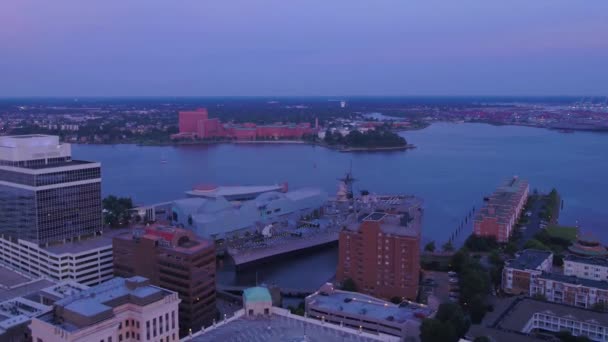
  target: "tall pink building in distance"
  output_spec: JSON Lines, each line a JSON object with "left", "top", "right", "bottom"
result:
{"left": 178, "top": 108, "right": 208, "bottom": 134}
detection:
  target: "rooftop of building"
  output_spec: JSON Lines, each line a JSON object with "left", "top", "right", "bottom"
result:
{"left": 38, "top": 276, "right": 174, "bottom": 332}
{"left": 345, "top": 211, "right": 420, "bottom": 238}
{"left": 42, "top": 229, "right": 130, "bottom": 255}
{"left": 114, "top": 225, "right": 213, "bottom": 254}
{"left": 186, "top": 184, "right": 285, "bottom": 199}
{"left": 307, "top": 285, "right": 433, "bottom": 324}
{"left": 20, "top": 159, "right": 97, "bottom": 170}
{"left": 539, "top": 272, "right": 608, "bottom": 290}
{"left": 505, "top": 249, "right": 552, "bottom": 271}
{"left": 189, "top": 309, "right": 397, "bottom": 342}
{"left": 243, "top": 287, "right": 272, "bottom": 303}
{"left": 565, "top": 254, "right": 608, "bottom": 267}
{"left": 0, "top": 265, "right": 58, "bottom": 302}
{"left": 501, "top": 298, "right": 608, "bottom": 330}
{"left": 475, "top": 177, "right": 528, "bottom": 221}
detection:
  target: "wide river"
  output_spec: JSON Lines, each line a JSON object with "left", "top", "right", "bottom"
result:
{"left": 73, "top": 123, "right": 608, "bottom": 289}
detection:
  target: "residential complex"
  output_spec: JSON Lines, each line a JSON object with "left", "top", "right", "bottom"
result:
{"left": 532, "top": 272, "right": 608, "bottom": 309}
{"left": 474, "top": 176, "right": 529, "bottom": 242}
{"left": 336, "top": 196, "right": 423, "bottom": 300}
{"left": 173, "top": 108, "right": 318, "bottom": 140}
{"left": 188, "top": 286, "right": 399, "bottom": 342}
{"left": 0, "top": 134, "right": 102, "bottom": 245}
{"left": 502, "top": 250, "right": 608, "bottom": 310}
{"left": 565, "top": 255, "right": 608, "bottom": 281}
{"left": 502, "top": 249, "right": 553, "bottom": 295}
{"left": 113, "top": 225, "right": 216, "bottom": 336}
{"left": 468, "top": 298, "right": 608, "bottom": 342}
{"left": 305, "top": 283, "right": 434, "bottom": 341}
{"left": 30, "top": 276, "right": 180, "bottom": 342}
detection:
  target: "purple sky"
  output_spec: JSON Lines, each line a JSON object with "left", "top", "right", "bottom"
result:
{"left": 1, "top": 1, "right": 607, "bottom": 96}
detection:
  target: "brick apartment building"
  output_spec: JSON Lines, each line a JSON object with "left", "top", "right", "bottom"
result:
{"left": 113, "top": 225, "right": 216, "bottom": 336}
{"left": 336, "top": 205, "right": 422, "bottom": 301}
{"left": 502, "top": 249, "right": 553, "bottom": 295}
{"left": 474, "top": 176, "right": 529, "bottom": 242}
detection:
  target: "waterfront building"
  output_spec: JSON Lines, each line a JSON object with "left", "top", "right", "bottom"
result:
{"left": 174, "top": 108, "right": 317, "bottom": 140}
{"left": 474, "top": 176, "right": 529, "bottom": 242}
{"left": 565, "top": 254, "right": 608, "bottom": 281}
{"left": 178, "top": 108, "right": 209, "bottom": 136}
{"left": 305, "top": 283, "right": 434, "bottom": 341}
{"left": 185, "top": 183, "right": 287, "bottom": 201}
{"left": 502, "top": 249, "right": 553, "bottom": 295}
{"left": 532, "top": 272, "right": 608, "bottom": 309}
{"left": 0, "top": 134, "right": 102, "bottom": 246}
{"left": 172, "top": 187, "right": 327, "bottom": 240}
{"left": 187, "top": 286, "right": 399, "bottom": 342}
{"left": 30, "top": 276, "right": 180, "bottom": 342}
{"left": 113, "top": 225, "right": 216, "bottom": 336}
{"left": 336, "top": 196, "right": 423, "bottom": 300}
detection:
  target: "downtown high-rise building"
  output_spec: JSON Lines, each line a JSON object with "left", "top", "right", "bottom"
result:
{"left": 0, "top": 134, "right": 103, "bottom": 245}
{"left": 0, "top": 135, "right": 114, "bottom": 286}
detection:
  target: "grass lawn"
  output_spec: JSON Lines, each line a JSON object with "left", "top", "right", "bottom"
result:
{"left": 546, "top": 225, "right": 578, "bottom": 242}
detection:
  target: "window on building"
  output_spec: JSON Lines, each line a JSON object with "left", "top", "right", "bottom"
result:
{"left": 126, "top": 332, "right": 130, "bottom": 338}
{"left": 126, "top": 320, "right": 129, "bottom": 327}
{"left": 118, "top": 335, "right": 122, "bottom": 342}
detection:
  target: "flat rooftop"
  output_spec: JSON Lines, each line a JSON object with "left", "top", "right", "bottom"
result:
{"left": 43, "top": 229, "right": 129, "bottom": 255}
{"left": 0, "top": 277, "right": 55, "bottom": 302}
{"left": 187, "top": 184, "right": 284, "bottom": 198}
{"left": 565, "top": 254, "right": 608, "bottom": 267}
{"left": 346, "top": 212, "right": 420, "bottom": 238}
{"left": 0, "top": 265, "right": 33, "bottom": 288}
{"left": 190, "top": 313, "right": 392, "bottom": 342}
{"left": 21, "top": 159, "right": 97, "bottom": 170}
{"left": 308, "top": 290, "right": 432, "bottom": 324}
{"left": 539, "top": 272, "right": 608, "bottom": 290}
{"left": 501, "top": 298, "right": 608, "bottom": 330}
{"left": 506, "top": 249, "right": 552, "bottom": 271}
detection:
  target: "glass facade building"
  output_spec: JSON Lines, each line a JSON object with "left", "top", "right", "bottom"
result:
{"left": 0, "top": 135, "right": 103, "bottom": 246}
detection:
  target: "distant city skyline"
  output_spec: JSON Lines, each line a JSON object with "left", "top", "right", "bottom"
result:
{"left": 1, "top": 1, "right": 607, "bottom": 97}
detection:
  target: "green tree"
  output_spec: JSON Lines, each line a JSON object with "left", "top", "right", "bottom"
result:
{"left": 424, "top": 241, "right": 436, "bottom": 253}
{"left": 473, "top": 337, "right": 491, "bottom": 342}
{"left": 442, "top": 241, "right": 455, "bottom": 252}
{"left": 341, "top": 278, "right": 357, "bottom": 292}
{"left": 102, "top": 195, "right": 134, "bottom": 228}
{"left": 524, "top": 239, "right": 550, "bottom": 251}
{"left": 592, "top": 302, "right": 608, "bottom": 312}
{"left": 420, "top": 318, "right": 457, "bottom": 342}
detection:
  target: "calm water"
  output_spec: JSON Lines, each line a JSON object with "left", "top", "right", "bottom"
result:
{"left": 73, "top": 123, "right": 608, "bottom": 288}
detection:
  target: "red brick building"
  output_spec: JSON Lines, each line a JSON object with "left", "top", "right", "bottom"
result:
{"left": 337, "top": 209, "right": 422, "bottom": 301}
{"left": 113, "top": 225, "right": 216, "bottom": 337}
{"left": 178, "top": 108, "right": 209, "bottom": 135}
{"left": 175, "top": 108, "right": 317, "bottom": 140}
{"left": 474, "top": 177, "right": 529, "bottom": 242}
